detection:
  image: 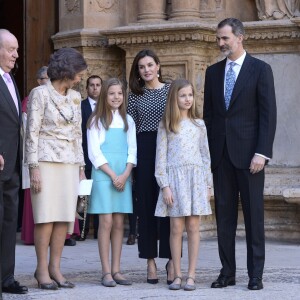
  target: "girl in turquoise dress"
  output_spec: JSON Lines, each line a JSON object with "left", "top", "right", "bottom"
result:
{"left": 87, "top": 78, "right": 137, "bottom": 287}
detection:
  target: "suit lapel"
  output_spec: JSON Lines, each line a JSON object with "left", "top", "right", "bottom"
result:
{"left": 11, "top": 73, "right": 22, "bottom": 123}
{"left": 0, "top": 76, "right": 20, "bottom": 122}
{"left": 216, "top": 59, "right": 227, "bottom": 112}
{"left": 228, "top": 53, "right": 254, "bottom": 109}
{"left": 84, "top": 98, "right": 92, "bottom": 115}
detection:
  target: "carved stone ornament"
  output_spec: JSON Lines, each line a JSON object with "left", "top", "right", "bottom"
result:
{"left": 65, "top": 0, "right": 80, "bottom": 14}
{"left": 256, "top": 0, "right": 300, "bottom": 20}
{"left": 95, "top": 0, "right": 119, "bottom": 13}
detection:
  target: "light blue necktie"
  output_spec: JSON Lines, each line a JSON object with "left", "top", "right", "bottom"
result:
{"left": 224, "top": 62, "right": 236, "bottom": 110}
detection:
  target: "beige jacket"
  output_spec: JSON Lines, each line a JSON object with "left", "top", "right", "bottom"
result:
{"left": 25, "top": 81, "right": 84, "bottom": 165}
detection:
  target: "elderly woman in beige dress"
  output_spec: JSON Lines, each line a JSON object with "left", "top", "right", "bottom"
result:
{"left": 25, "top": 48, "right": 87, "bottom": 290}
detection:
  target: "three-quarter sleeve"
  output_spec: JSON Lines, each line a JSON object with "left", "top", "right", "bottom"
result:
{"left": 127, "top": 115, "right": 137, "bottom": 166}
{"left": 155, "top": 122, "right": 169, "bottom": 188}
{"left": 199, "top": 122, "right": 213, "bottom": 187}
{"left": 25, "top": 87, "right": 45, "bottom": 164}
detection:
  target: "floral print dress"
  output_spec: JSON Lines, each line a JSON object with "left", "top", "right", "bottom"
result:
{"left": 154, "top": 119, "right": 212, "bottom": 217}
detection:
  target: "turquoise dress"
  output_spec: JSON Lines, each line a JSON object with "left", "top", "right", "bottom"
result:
{"left": 88, "top": 128, "right": 133, "bottom": 214}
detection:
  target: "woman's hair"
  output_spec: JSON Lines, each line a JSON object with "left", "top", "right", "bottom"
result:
{"left": 129, "top": 49, "right": 164, "bottom": 95}
{"left": 162, "top": 79, "right": 200, "bottom": 133}
{"left": 87, "top": 78, "right": 129, "bottom": 131}
{"left": 47, "top": 47, "right": 87, "bottom": 81}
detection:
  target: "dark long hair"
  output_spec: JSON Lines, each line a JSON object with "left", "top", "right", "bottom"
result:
{"left": 129, "top": 49, "right": 164, "bottom": 95}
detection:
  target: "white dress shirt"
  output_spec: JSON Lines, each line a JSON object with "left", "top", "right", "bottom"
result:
{"left": 88, "top": 97, "right": 97, "bottom": 111}
{"left": 87, "top": 110, "right": 137, "bottom": 168}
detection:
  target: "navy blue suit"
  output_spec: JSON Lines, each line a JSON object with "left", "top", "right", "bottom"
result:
{"left": 81, "top": 98, "right": 92, "bottom": 177}
{"left": 203, "top": 53, "right": 276, "bottom": 278}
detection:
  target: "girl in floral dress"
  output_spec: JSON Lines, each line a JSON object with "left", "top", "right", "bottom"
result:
{"left": 155, "top": 79, "right": 212, "bottom": 291}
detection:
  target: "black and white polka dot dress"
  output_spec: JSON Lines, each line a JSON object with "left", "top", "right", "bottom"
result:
{"left": 127, "top": 84, "right": 170, "bottom": 134}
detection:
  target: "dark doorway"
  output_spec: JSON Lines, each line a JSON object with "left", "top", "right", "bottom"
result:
{"left": 0, "top": 0, "right": 59, "bottom": 98}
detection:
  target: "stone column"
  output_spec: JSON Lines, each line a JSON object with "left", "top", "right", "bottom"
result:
{"left": 138, "top": 0, "right": 167, "bottom": 23}
{"left": 53, "top": 0, "right": 127, "bottom": 96}
{"left": 170, "top": 0, "right": 201, "bottom": 21}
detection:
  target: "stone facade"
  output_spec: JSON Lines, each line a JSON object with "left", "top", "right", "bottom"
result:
{"left": 52, "top": 0, "right": 300, "bottom": 241}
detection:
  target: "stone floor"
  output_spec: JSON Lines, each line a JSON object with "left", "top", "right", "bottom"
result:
{"left": 2, "top": 234, "right": 300, "bottom": 300}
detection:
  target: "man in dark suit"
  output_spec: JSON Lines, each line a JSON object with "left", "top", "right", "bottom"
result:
{"left": 0, "top": 29, "right": 28, "bottom": 295}
{"left": 77, "top": 75, "right": 102, "bottom": 240}
{"left": 203, "top": 18, "right": 276, "bottom": 291}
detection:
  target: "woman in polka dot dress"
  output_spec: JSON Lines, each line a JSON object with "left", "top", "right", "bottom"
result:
{"left": 127, "top": 49, "right": 174, "bottom": 285}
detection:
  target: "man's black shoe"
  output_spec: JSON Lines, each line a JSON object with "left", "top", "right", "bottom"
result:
{"left": 2, "top": 281, "right": 28, "bottom": 294}
{"left": 75, "top": 235, "right": 86, "bottom": 241}
{"left": 248, "top": 277, "right": 263, "bottom": 290}
{"left": 64, "top": 238, "right": 76, "bottom": 246}
{"left": 211, "top": 274, "right": 236, "bottom": 288}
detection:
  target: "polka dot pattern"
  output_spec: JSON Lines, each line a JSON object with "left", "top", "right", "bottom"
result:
{"left": 127, "top": 84, "right": 170, "bottom": 134}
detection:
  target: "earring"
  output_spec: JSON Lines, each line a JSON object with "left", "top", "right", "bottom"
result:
{"left": 157, "top": 72, "right": 160, "bottom": 78}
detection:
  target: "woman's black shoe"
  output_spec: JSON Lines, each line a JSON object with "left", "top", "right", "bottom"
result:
{"left": 147, "top": 263, "right": 158, "bottom": 284}
{"left": 165, "top": 261, "right": 173, "bottom": 285}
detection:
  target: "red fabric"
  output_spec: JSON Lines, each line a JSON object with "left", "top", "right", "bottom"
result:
{"left": 66, "top": 218, "right": 80, "bottom": 239}
{"left": 21, "top": 189, "right": 34, "bottom": 245}
{"left": 22, "top": 96, "right": 29, "bottom": 113}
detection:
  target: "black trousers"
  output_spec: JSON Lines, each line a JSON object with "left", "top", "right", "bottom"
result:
{"left": 0, "top": 169, "right": 20, "bottom": 287}
{"left": 213, "top": 146, "right": 265, "bottom": 278}
{"left": 136, "top": 132, "right": 171, "bottom": 259}
{"left": 128, "top": 187, "right": 137, "bottom": 235}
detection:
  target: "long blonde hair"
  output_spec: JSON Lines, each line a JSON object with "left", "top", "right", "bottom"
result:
{"left": 162, "top": 79, "right": 200, "bottom": 133}
{"left": 87, "top": 78, "right": 129, "bottom": 131}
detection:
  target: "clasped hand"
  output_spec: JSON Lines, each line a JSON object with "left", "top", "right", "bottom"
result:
{"left": 112, "top": 174, "right": 127, "bottom": 192}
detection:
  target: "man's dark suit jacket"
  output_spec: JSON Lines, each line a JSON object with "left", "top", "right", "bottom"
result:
{"left": 81, "top": 98, "right": 93, "bottom": 175}
{"left": 0, "top": 72, "right": 22, "bottom": 287}
{"left": 0, "top": 74, "right": 22, "bottom": 180}
{"left": 203, "top": 53, "right": 277, "bottom": 170}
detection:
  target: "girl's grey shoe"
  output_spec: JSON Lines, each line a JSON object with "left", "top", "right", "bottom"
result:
{"left": 184, "top": 276, "right": 196, "bottom": 291}
{"left": 112, "top": 272, "right": 132, "bottom": 285}
{"left": 101, "top": 273, "right": 117, "bottom": 287}
{"left": 169, "top": 276, "right": 182, "bottom": 290}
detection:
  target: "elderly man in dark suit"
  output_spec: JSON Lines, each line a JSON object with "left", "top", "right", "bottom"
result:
{"left": 0, "top": 29, "right": 28, "bottom": 296}
{"left": 203, "top": 18, "right": 277, "bottom": 291}
{"left": 77, "top": 75, "right": 102, "bottom": 240}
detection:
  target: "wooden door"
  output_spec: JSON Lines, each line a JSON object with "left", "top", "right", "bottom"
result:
{"left": 0, "top": 0, "right": 58, "bottom": 98}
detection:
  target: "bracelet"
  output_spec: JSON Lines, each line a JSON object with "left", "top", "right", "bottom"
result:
{"left": 79, "top": 166, "right": 85, "bottom": 171}
{"left": 28, "top": 163, "right": 39, "bottom": 169}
